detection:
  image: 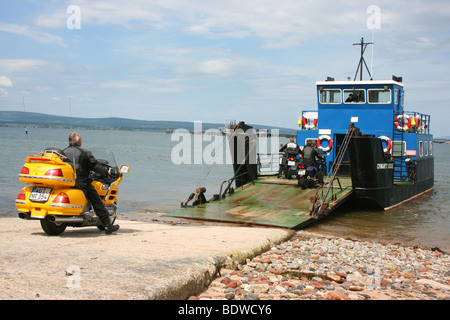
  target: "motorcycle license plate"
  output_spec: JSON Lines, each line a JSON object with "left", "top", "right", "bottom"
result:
{"left": 29, "top": 187, "right": 52, "bottom": 202}
{"left": 298, "top": 169, "right": 306, "bottom": 176}
{"left": 288, "top": 161, "right": 295, "bottom": 166}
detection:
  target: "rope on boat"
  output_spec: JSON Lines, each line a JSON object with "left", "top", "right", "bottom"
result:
{"left": 311, "top": 123, "right": 357, "bottom": 217}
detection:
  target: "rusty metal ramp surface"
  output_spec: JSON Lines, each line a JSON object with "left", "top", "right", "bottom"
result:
{"left": 166, "top": 176, "right": 353, "bottom": 229}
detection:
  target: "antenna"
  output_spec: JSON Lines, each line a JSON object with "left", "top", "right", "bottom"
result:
{"left": 22, "top": 96, "right": 30, "bottom": 150}
{"left": 22, "top": 96, "right": 28, "bottom": 135}
{"left": 353, "top": 37, "right": 373, "bottom": 81}
{"left": 68, "top": 96, "right": 73, "bottom": 130}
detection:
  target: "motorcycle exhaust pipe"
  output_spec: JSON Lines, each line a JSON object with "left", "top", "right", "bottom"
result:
{"left": 18, "top": 212, "right": 31, "bottom": 220}
{"left": 48, "top": 215, "right": 85, "bottom": 224}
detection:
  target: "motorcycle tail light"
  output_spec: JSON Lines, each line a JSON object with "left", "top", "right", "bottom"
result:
{"left": 17, "top": 189, "right": 26, "bottom": 200}
{"left": 298, "top": 165, "right": 305, "bottom": 169}
{"left": 289, "top": 158, "right": 295, "bottom": 161}
{"left": 52, "top": 192, "right": 70, "bottom": 203}
{"left": 20, "top": 166, "right": 30, "bottom": 174}
{"left": 45, "top": 168, "right": 63, "bottom": 177}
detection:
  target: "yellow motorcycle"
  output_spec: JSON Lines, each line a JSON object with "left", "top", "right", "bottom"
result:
{"left": 15, "top": 147, "right": 129, "bottom": 235}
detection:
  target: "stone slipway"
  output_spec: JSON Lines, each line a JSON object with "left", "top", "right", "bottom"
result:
{"left": 0, "top": 216, "right": 294, "bottom": 300}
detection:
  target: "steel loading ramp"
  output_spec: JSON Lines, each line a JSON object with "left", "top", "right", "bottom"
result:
{"left": 166, "top": 176, "right": 353, "bottom": 229}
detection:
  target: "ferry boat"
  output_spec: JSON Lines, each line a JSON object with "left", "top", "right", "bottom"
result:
{"left": 168, "top": 39, "right": 434, "bottom": 228}
{"left": 297, "top": 39, "right": 434, "bottom": 210}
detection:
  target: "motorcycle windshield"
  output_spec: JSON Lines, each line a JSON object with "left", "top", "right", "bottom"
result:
{"left": 90, "top": 148, "right": 118, "bottom": 169}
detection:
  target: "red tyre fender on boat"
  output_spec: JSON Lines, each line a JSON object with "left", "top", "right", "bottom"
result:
{"left": 395, "top": 114, "right": 411, "bottom": 131}
{"left": 379, "top": 136, "right": 392, "bottom": 153}
{"left": 317, "top": 135, "right": 333, "bottom": 152}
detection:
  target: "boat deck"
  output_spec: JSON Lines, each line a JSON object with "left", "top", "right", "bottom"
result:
{"left": 167, "top": 175, "right": 353, "bottom": 229}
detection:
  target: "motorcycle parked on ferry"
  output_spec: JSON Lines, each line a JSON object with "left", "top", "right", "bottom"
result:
{"left": 285, "top": 156, "right": 301, "bottom": 179}
{"left": 15, "top": 147, "right": 129, "bottom": 236}
{"left": 279, "top": 147, "right": 301, "bottom": 179}
{"left": 297, "top": 156, "right": 326, "bottom": 189}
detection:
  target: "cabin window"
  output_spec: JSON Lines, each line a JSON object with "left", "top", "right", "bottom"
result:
{"left": 344, "top": 89, "right": 365, "bottom": 103}
{"left": 424, "top": 141, "right": 428, "bottom": 156}
{"left": 368, "top": 88, "right": 391, "bottom": 104}
{"left": 429, "top": 141, "right": 433, "bottom": 155}
{"left": 319, "top": 89, "right": 342, "bottom": 104}
{"left": 419, "top": 141, "right": 423, "bottom": 157}
{"left": 392, "top": 141, "right": 406, "bottom": 157}
{"left": 394, "top": 89, "right": 400, "bottom": 112}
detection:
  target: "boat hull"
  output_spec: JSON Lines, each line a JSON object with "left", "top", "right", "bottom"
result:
{"left": 347, "top": 135, "right": 434, "bottom": 210}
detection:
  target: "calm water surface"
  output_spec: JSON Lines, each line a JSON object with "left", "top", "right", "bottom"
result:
{"left": 1, "top": 127, "right": 448, "bottom": 251}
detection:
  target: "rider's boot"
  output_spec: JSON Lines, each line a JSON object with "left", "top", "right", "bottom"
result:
{"left": 101, "top": 217, "right": 119, "bottom": 234}
{"left": 105, "top": 223, "right": 120, "bottom": 234}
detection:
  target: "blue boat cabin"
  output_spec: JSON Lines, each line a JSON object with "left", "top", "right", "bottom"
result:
{"left": 296, "top": 77, "right": 432, "bottom": 182}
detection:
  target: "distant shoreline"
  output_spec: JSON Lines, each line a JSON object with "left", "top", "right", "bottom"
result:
{"left": 434, "top": 140, "right": 450, "bottom": 144}
{"left": 0, "top": 110, "right": 297, "bottom": 135}
{"left": 0, "top": 123, "right": 168, "bottom": 132}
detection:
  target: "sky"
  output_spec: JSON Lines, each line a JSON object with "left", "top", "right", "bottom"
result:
{"left": 0, "top": 0, "right": 449, "bottom": 136}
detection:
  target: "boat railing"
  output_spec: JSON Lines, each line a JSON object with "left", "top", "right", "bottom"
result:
{"left": 299, "top": 110, "right": 318, "bottom": 130}
{"left": 394, "top": 111, "right": 430, "bottom": 134}
{"left": 257, "top": 152, "right": 282, "bottom": 174}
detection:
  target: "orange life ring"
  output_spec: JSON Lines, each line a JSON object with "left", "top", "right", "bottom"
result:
{"left": 395, "top": 114, "right": 411, "bottom": 131}
{"left": 317, "top": 135, "right": 333, "bottom": 152}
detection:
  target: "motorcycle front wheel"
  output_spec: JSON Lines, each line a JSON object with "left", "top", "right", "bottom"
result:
{"left": 40, "top": 217, "right": 67, "bottom": 236}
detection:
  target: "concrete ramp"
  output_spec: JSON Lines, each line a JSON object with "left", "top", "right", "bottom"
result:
{"left": 167, "top": 176, "right": 353, "bottom": 229}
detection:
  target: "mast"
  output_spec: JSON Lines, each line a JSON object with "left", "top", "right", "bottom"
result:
{"left": 353, "top": 37, "right": 373, "bottom": 81}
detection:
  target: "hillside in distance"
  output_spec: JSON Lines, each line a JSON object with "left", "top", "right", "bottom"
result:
{"left": 0, "top": 111, "right": 297, "bottom": 134}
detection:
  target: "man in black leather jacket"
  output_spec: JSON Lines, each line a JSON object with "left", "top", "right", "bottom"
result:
{"left": 278, "top": 137, "right": 300, "bottom": 178}
{"left": 64, "top": 132, "right": 119, "bottom": 234}
{"left": 302, "top": 140, "right": 321, "bottom": 167}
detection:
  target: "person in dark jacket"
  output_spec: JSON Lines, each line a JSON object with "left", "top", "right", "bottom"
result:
{"left": 278, "top": 137, "right": 300, "bottom": 177}
{"left": 63, "top": 132, "right": 119, "bottom": 234}
{"left": 302, "top": 140, "right": 325, "bottom": 185}
{"left": 301, "top": 140, "right": 321, "bottom": 167}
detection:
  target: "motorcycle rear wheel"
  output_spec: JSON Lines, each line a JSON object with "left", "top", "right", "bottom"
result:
{"left": 40, "top": 217, "right": 67, "bottom": 236}
{"left": 298, "top": 177, "right": 308, "bottom": 189}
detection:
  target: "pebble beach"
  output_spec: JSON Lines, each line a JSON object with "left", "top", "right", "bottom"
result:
{"left": 192, "top": 232, "right": 450, "bottom": 300}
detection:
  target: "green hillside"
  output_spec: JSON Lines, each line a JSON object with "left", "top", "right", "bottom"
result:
{"left": 0, "top": 111, "right": 297, "bottom": 133}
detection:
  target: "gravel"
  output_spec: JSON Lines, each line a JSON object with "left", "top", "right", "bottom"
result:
{"left": 192, "top": 231, "right": 450, "bottom": 300}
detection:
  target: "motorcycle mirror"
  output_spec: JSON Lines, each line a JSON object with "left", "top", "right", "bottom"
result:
{"left": 119, "top": 164, "right": 130, "bottom": 174}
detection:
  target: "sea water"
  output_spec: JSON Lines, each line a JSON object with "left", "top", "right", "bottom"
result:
{"left": 1, "top": 126, "right": 448, "bottom": 251}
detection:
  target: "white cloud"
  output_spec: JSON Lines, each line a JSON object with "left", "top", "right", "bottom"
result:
{"left": 0, "top": 22, "right": 65, "bottom": 46}
{"left": 0, "top": 76, "right": 13, "bottom": 87}
{"left": 30, "top": 0, "right": 450, "bottom": 51}
{"left": 99, "top": 77, "right": 194, "bottom": 93}
{"left": 0, "top": 88, "right": 8, "bottom": 97}
{"left": 0, "top": 59, "right": 50, "bottom": 74}
{"left": 35, "top": 0, "right": 169, "bottom": 29}
{"left": 175, "top": 57, "right": 262, "bottom": 77}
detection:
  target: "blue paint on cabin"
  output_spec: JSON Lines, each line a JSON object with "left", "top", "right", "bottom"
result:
{"left": 296, "top": 78, "right": 432, "bottom": 181}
